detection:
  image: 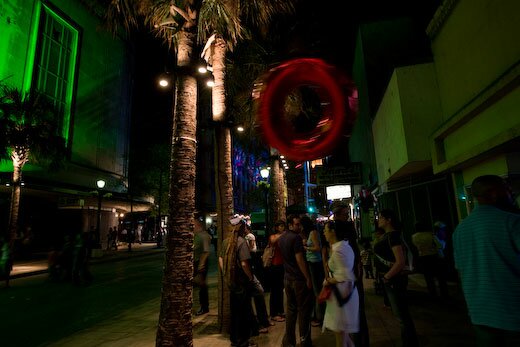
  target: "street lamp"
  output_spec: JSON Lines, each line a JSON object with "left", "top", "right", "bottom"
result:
{"left": 260, "top": 168, "right": 270, "bottom": 237}
{"left": 95, "top": 179, "right": 106, "bottom": 249}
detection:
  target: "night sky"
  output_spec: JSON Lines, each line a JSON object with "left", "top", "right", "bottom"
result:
{"left": 128, "top": 0, "right": 442, "bottom": 173}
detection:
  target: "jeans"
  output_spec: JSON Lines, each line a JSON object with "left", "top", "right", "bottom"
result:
{"left": 282, "top": 278, "right": 313, "bottom": 347}
{"left": 230, "top": 286, "right": 254, "bottom": 347}
{"left": 269, "top": 264, "right": 285, "bottom": 317}
{"left": 384, "top": 275, "right": 419, "bottom": 347}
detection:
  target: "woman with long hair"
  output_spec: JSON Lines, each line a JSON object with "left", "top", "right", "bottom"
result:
{"left": 269, "top": 220, "right": 287, "bottom": 322}
{"left": 322, "top": 221, "right": 359, "bottom": 347}
{"left": 374, "top": 209, "right": 418, "bottom": 347}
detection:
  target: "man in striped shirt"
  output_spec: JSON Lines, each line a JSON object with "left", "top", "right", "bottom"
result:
{"left": 453, "top": 175, "right": 520, "bottom": 347}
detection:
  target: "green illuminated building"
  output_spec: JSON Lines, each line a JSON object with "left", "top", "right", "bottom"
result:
{"left": 0, "top": 0, "right": 143, "bottom": 249}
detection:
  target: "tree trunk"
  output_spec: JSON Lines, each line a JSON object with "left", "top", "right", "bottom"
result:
{"left": 156, "top": 19, "right": 199, "bottom": 346}
{"left": 8, "top": 160, "right": 23, "bottom": 250}
{"left": 269, "top": 157, "right": 286, "bottom": 224}
{"left": 211, "top": 37, "right": 234, "bottom": 334}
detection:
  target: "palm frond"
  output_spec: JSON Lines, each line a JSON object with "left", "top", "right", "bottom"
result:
{"left": 198, "top": 0, "right": 245, "bottom": 50}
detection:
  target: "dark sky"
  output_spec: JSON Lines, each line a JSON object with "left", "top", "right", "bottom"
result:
{"left": 129, "top": 0, "right": 441, "bottom": 149}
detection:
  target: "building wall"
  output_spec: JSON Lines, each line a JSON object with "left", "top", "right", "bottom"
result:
{"left": 430, "top": 0, "right": 520, "bottom": 175}
{"left": 0, "top": 0, "right": 131, "bottom": 192}
{"left": 428, "top": 0, "right": 520, "bottom": 219}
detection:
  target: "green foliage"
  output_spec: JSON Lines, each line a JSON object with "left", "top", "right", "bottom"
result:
{"left": 0, "top": 84, "right": 66, "bottom": 169}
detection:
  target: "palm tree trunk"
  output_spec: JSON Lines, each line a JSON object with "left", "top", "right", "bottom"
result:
{"left": 8, "top": 161, "right": 23, "bottom": 250}
{"left": 156, "top": 24, "right": 199, "bottom": 346}
{"left": 211, "top": 36, "right": 234, "bottom": 333}
{"left": 269, "top": 157, "right": 286, "bottom": 223}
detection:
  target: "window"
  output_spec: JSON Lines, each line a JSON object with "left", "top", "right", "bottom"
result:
{"left": 33, "top": 3, "right": 79, "bottom": 143}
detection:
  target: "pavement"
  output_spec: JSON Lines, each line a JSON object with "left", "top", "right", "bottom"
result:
{"left": 8, "top": 243, "right": 476, "bottom": 347}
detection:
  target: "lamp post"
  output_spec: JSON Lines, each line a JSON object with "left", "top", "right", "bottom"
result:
{"left": 95, "top": 179, "right": 106, "bottom": 249}
{"left": 260, "top": 168, "right": 270, "bottom": 236}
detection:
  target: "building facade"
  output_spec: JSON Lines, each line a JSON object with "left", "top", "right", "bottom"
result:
{"left": 0, "top": 0, "right": 139, "bottom": 251}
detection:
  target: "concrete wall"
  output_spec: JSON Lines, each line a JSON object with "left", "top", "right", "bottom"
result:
{"left": 430, "top": 0, "right": 520, "bottom": 174}
{"left": 373, "top": 63, "right": 443, "bottom": 184}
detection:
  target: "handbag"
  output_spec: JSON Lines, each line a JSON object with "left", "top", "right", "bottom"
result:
{"left": 317, "top": 285, "right": 333, "bottom": 303}
{"left": 262, "top": 244, "right": 275, "bottom": 268}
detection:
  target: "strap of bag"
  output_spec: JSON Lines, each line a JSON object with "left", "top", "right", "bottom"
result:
{"left": 332, "top": 281, "right": 357, "bottom": 307}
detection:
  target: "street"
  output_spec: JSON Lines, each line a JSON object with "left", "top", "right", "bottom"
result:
{"left": 1, "top": 253, "right": 164, "bottom": 347}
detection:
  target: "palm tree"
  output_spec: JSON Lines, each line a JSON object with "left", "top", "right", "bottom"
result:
{"left": 105, "top": 1, "right": 203, "bottom": 345}
{"left": 0, "top": 85, "right": 66, "bottom": 256}
{"left": 198, "top": 0, "right": 293, "bottom": 331}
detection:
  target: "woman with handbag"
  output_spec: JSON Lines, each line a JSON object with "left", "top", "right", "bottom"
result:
{"left": 321, "top": 221, "right": 359, "bottom": 347}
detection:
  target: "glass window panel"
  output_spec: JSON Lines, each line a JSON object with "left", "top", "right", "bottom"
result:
{"left": 45, "top": 74, "right": 57, "bottom": 97}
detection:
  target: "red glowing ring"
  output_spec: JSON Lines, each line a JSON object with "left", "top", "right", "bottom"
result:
{"left": 258, "top": 58, "right": 349, "bottom": 161}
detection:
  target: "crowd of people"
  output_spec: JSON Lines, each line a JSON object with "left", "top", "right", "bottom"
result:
{"left": 211, "top": 174, "right": 519, "bottom": 347}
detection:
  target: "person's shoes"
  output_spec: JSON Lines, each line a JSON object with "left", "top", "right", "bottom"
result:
{"left": 311, "top": 320, "right": 322, "bottom": 327}
{"left": 195, "top": 308, "right": 209, "bottom": 316}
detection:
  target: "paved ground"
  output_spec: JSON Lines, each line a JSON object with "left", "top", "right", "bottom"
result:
{"left": 4, "top": 243, "right": 475, "bottom": 346}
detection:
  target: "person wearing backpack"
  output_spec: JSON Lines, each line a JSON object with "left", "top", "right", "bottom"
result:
{"left": 374, "top": 209, "right": 419, "bottom": 347}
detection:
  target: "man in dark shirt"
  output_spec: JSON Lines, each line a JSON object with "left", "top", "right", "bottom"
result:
{"left": 278, "top": 214, "right": 313, "bottom": 347}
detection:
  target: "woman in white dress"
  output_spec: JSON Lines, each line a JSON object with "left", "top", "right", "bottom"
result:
{"left": 322, "top": 221, "right": 360, "bottom": 347}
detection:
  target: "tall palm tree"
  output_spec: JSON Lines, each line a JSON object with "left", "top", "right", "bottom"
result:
{"left": 198, "top": 0, "right": 293, "bottom": 331}
{"left": 105, "top": 1, "right": 202, "bottom": 345}
{"left": 0, "top": 85, "right": 66, "bottom": 256}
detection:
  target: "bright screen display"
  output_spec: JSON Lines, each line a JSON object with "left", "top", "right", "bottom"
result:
{"left": 326, "top": 185, "right": 352, "bottom": 200}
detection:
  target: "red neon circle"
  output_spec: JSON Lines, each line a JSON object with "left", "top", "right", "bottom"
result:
{"left": 257, "top": 58, "right": 356, "bottom": 161}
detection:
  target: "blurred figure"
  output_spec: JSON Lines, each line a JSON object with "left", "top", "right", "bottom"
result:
{"left": 360, "top": 240, "right": 375, "bottom": 279}
{"left": 193, "top": 213, "right": 211, "bottom": 316}
{"left": 0, "top": 236, "right": 12, "bottom": 288}
{"left": 412, "top": 221, "right": 448, "bottom": 298}
{"left": 454, "top": 175, "right": 520, "bottom": 346}
{"left": 72, "top": 232, "right": 92, "bottom": 286}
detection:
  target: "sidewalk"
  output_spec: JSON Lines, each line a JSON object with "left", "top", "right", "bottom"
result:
{"left": 10, "top": 245, "right": 475, "bottom": 347}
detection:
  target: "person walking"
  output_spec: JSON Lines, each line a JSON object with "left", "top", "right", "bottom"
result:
{"left": 193, "top": 213, "right": 211, "bottom": 316}
{"left": 278, "top": 214, "right": 313, "bottom": 347}
{"left": 453, "top": 175, "right": 520, "bottom": 347}
{"left": 374, "top": 209, "right": 419, "bottom": 347}
{"left": 322, "top": 221, "right": 360, "bottom": 347}
{"left": 411, "top": 221, "right": 448, "bottom": 299}
{"left": 269, "top": 220, "right": 286, "bottom": 323}
{"left": 219, "top": 218, "right": 257, "bottom": 347}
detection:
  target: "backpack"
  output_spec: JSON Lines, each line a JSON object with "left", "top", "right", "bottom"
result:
{"left": 375, "top": 233, "right": 415, "bottom": 275}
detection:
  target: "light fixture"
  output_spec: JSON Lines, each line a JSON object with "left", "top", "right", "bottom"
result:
{"left": 280, "top": 155, "right": 285, "bottom": 159}
{"left": 281, "top": 159, "right": 286, "bottom": 163}
{"left": 236, "top": 126, "right": 245, "bottom": 132}
{"left": 96, "top": 179, "right": 106, "bottom": 189}
{"left": 206, "top": 80, "right": 215, "bottom": 87}
{"left": 260, "top": 168, "right": 270, "bottom": 179}
{"left": 198, "top": 66, "right": 208, "bottom": 73}
{"left": 119, "top": 213, "right": 125, "bottom": 218}
{"left": 159, "top": 79, "right": 169, "bottom": 87}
